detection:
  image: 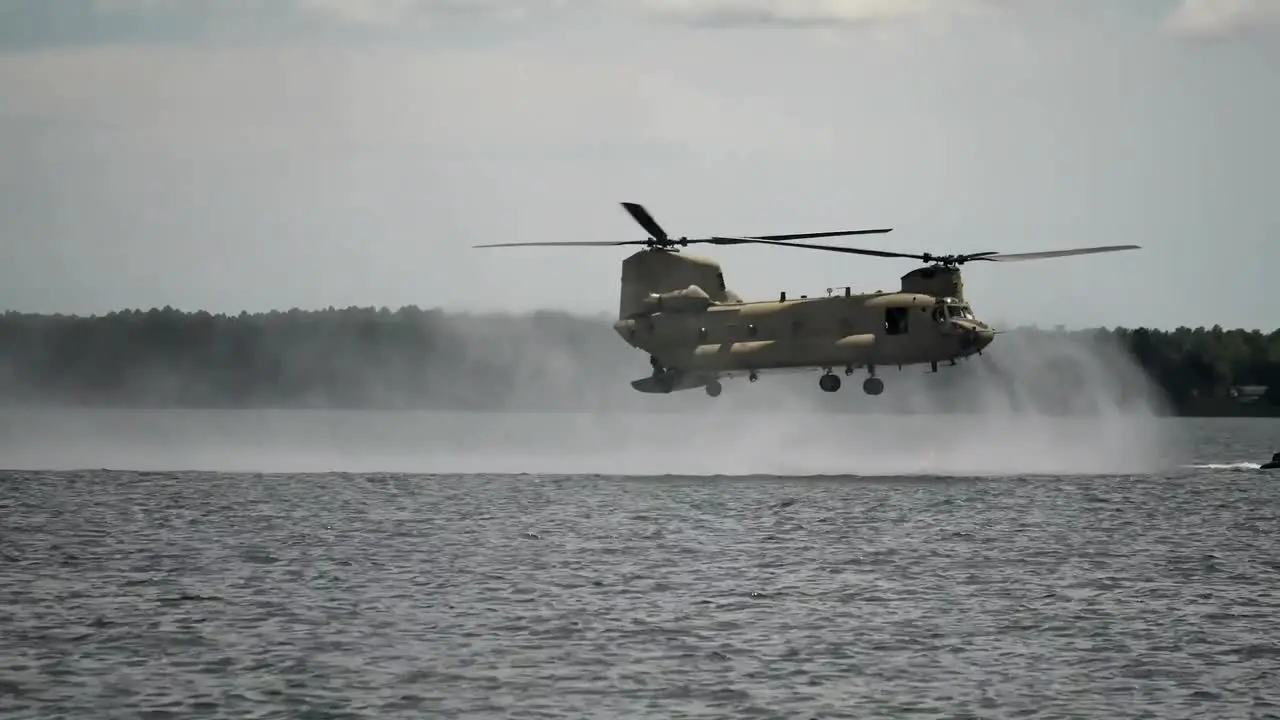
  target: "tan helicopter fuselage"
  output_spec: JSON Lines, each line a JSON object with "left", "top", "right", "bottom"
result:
{"left": 610, "top": 249, "right": 994, "bottom": 392}
{"left": 615, "top": 291, "right": 992, "bottom": 373}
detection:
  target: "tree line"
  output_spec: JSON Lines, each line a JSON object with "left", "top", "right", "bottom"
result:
{"left": 0, "top": 306, "right": 1276, "bottom": 414}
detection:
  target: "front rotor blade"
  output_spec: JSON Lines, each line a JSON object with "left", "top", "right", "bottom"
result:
{"left": 473, "top": 240, "right": 649, "bottom": 248}
{"left": 620, "top": 202, "right": 668, "bottom": 241}
{"left": 708, "top": 236, "right": 926, "bottom": 260}
{"left": 976, "top": 245, "right": 1141, "bottom": 262}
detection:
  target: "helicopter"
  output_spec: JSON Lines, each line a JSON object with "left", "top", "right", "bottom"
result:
{"left": 474, "top": 202, "right": 1141, "bottom": 398}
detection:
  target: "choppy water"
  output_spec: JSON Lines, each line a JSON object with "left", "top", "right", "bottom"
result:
{"left": 2, "top": 413, "right": 1279, "bottom": 718}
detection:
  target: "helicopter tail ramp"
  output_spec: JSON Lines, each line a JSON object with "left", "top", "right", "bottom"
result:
{"left": 629, "top": 371, "right": 716, "bottom": 394}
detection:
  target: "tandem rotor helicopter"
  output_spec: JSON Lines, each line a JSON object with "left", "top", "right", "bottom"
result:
{"left": 474, "top": 202, "right": 1140, "bottom": 398}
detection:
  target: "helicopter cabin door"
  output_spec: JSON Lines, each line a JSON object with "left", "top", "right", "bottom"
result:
{"left": 883, "top": 306, "right": 909, "bottom": 337}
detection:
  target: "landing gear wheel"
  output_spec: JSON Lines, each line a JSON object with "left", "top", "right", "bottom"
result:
{"left": 705, "top": 380, "right": 722, "bottom": 398}
{"left": 819, "top": 374, "right": 842, "bottom": 393}
{"left": 862, "top": 377, "right": 884, "bottom": 396}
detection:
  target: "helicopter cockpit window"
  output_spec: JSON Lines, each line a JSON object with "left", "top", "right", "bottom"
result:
{"left": 946, "top": 305, "right": 974, "bottom": 320}
{"left": 885, "top": 307, "right": 908, "bottom": 336}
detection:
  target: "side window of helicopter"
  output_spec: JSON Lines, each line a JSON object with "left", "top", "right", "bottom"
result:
{"left": 746, "top": 324, "right": 758, "bottom": 338}
{"left": 884, "top": 307, "right": 908, "bottom": 336}
{"left": 697, "top": 327, "right": 709, "bottom": 342}
{"left": 932, "top": 307, "right": 945, "bottom": 323}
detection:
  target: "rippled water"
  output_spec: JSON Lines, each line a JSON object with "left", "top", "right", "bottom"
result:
{"left": 2, "top": 413, "right": 1279, "bottom": 718}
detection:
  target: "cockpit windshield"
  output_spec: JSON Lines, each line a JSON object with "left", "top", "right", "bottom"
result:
{"left": 946, "top": 304, "right": 974, "bottom": 320}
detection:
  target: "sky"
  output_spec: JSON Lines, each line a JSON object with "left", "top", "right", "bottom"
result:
{"left": 1, "top": 0, "right": 1278, "bottom": 331}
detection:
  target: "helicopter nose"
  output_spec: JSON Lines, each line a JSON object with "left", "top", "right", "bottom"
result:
{"left": 956, "top": 323, "right": 995, "bottom": 352}
{"left": 975, "top": 327, "right": 995, "bottom": 350}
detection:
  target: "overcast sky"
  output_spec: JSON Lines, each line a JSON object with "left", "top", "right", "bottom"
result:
{"left": 1, "top": 0, "right": 1277, "bottom": 330}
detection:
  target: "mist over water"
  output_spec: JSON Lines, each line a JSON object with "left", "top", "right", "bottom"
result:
{"left": 845, "top": 325, "right": 1184, "bottom": 476}
{"left": 469, "top": 323, "right": 1183, "bottom": 477}
{"left": 0, "top": 323, "right": 1195, "bottom": 476}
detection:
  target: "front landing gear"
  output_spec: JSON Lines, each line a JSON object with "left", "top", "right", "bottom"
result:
{"left": 705, "top": 379, "right": 722, "bottom": 397}
{"left": 819, "top": 373, "right": 841, "bottom": 393}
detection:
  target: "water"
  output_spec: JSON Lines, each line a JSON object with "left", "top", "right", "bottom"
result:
{"left": 2, "top": 411, "right": 1279, "bottom": 718}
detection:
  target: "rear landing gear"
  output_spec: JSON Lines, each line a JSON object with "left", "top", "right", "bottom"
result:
{"left": 861, "top": 364, "right": 883, "bottom": 395}
{"left": 705, "top": 380, "right": 722, "bottom": 397}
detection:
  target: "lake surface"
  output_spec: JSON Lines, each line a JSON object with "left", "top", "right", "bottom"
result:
{"left": 1, "top": 411, "right": 1278, "bottom": 718}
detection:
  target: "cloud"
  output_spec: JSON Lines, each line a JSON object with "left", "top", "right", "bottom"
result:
{"left": 195, "top": 0, "right": 572, "bottom": 25}
{"left": 6, "top": 0, "right": 1280, "bottom": 49}
{"left": 0, "top": 0, "right": 575, "bottom": 51}
{"left": 1162, "top": 0, "right": 1280, "bottom": 39}
{"left": 84, "top": 0, "right": 991, "bottom": 28}
{"left": 642, "top": 0, "right": 1000, "bottom": 29}
{"left": 0, "top": 0, "right": 1007, "bottom": 52}
{"left": 0, "top": 40, "right": 835, "bottom": 157}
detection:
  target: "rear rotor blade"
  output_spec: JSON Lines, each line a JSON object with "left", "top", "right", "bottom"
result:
{"left": 473, "top": 240, "right": 650, "bottom": 248}
{"left": 709, "top": 236, "right": 926, "bottom": 260}
{"left": 621, "top": 202, "right": 668, "bottom": 241}
{"left": 974, "top": 245, "right": 1141, "bottom": 262}
{"left": 621, "top": 201, "right": 890, "bottom": 244}
{"left": 750, "top": 228, "right": 894, "bottom": 241}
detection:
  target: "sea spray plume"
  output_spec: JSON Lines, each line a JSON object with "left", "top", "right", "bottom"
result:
{"left": 583, "top": 325, "right": 1184, "bottom": 477}
{"left": 424, "top": 312, "right": 1182, "bottom": 476}
{"left": 842, "top": 324, "right": 1183, "bottom": 475}
{"left": 0, "top": 309, "right": 1216, "bottom": 474}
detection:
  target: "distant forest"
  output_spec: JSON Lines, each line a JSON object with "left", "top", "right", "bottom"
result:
{"left": 0, "top": 306, "right": 1277, "bottom": 415}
